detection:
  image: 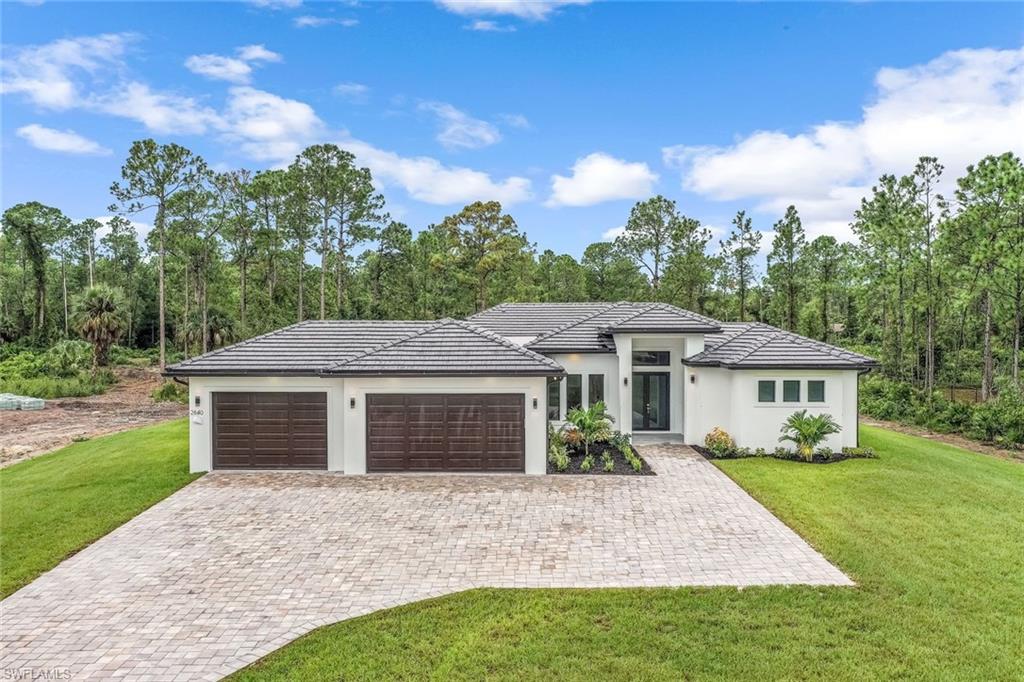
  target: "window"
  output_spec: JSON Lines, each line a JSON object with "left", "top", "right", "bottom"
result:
{"left": 783, "top": 380, "right": 801, "bottom": 402}
{"left": 758, "top": 380, "right": 776, "bottom": 402}
{"left": 547, "top": 378, "right": 560, "bottom": 420}
{"left": 808, "top": 380, "right": 825, "bottom": 402}
{"left": 588, "top": 374, "right": 605, "bottom": 406}
{"left": 567, "top": 374, "right": 583, "bottom": 411}
{"left": 632, "top": 351, "right": 670, "bottom": 366}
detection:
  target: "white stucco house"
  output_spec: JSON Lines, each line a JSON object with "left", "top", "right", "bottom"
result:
{"left": 165, "top": 302, "right": 876, "bottom": 474}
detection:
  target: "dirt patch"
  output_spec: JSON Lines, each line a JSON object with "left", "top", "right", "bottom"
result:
{"left": 860, "top": 417, "right": 1024, "bottom": 463}
{"left": 0, "top": 367, "right": 186, "bottom": 468}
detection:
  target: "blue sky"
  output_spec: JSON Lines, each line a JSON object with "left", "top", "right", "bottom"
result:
{"left": 2, "top": 1, "right": 1022, "bottom": 258}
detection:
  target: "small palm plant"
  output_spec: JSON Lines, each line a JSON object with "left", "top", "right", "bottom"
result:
{"left": 779, "top": 410, "right": 841, "bottom": 461}
{"left": 73, "top": 285, "right": 126, "bottom": 370}
{"left": 565, "top": 400, "right": 614, "bottom": 459}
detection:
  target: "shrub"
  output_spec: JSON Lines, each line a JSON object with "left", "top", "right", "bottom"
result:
{"left": 704, "top": 427, "right": 735, "bottom": 457}
{"left": 579, "top": 454, "right": 594, "bottom": 472}
{"left": 151, "top": 381, "right": 188, "bottom": 404}
{"left": 779, "top": 410, "right": 842, "bottom": 461}
{"left": 43, "top": 340, "right": 93, "bottom": 377}
{"left": 602, "top": 450, "right": 615, "bottom": 472}
{"left": 0, "top": 372, "right": 114, "bottom": 399}
{"left": 560, "top": 427, "right": 584, "bottom": 448}
{"left": 841, "top": 446, "right": 877, "bottom": 459}
{"left": 753, "top": 448, "right": 768, "bottom": 457}
{"left": 565, "top": 401, "right": 614, "bottom": 458}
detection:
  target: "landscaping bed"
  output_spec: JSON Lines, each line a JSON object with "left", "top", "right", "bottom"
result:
{"left": 547, "top": 441, "right": 655, "bottom": 475}
{"left": 693, "top": 444, "right": 876, "bottom": 464}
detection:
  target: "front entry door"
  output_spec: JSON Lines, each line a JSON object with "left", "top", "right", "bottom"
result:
{"left": 633, "top": 372, "right": 670, "bottom": 430}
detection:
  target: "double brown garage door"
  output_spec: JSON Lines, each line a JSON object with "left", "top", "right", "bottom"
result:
{"left": 367, "top": 394, "right": 525, "bottom": 472}
{"left": 213, "top": 392, "right": 327, "bottom": 469}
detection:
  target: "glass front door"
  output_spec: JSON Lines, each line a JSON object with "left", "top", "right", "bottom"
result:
{"left": 632, "top": 372, "right": 670, "bottom": 430}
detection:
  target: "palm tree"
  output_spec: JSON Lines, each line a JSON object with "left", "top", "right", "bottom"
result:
{"left": 565, "top": 400, "right": 614, "bottom": 458}
{"left": 779, "top": 410, "right": 842, "bottom": 461}
{"left": 73, "top": 285, "right": 126, "bottom": 370}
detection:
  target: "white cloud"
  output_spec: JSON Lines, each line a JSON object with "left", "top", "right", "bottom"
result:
{"left": 601, "top": 225, "right": 625, "bottom": 241}
{"left": 334, "top": 81, "right": 370, "bottom": 102}
{"left": 341, "top": 138, "right": 532, "bottom": 205}
{"left": 547, "top": 152, "right": 658, "bottom": 207}
{"left": 294, "top": 15, "right": 358, "bottom": 27}
{"left": 16, "top": 124, "right": 111, "bottom": 155}
{"left": 665, "top": 47, "right": 1024, "bottom": 239}
{"left": 499, "top": 113, "right": 530, "bottom": 129}
{"left": 95, "top": 81, "right": 221, "bottom": 135}
{"left": 221, "top": 86, "right": 324, "bottom": 163}
{"left": 0, "top": 33, "right": 134, "bottom": 109}
{"left": 419, "top": 101, "right": 501, "bottom": 150}
{"left": 185, "top": 45, "right": 282, "bottom": 84}
{"left": 466, "top": 20, "right": 516, "bottom": 32}
{"left": 436, "top": 0, "right": 590, "bottom": 20}
{"left": 185, "top": 54, "right": 253, "bottom": 84}
{"left": 237, "top": 44, "right": 282, "bottom": 62}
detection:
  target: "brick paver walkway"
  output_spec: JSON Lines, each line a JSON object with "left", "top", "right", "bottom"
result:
{"left": 0, "top": 445, "right": 850, "bottom": 680}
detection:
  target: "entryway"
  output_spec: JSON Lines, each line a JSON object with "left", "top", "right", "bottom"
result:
{"left": 632, "top": 372, "right": 670, "bottom": 430}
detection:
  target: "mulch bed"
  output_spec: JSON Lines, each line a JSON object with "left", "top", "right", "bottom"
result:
{"left": 547, "top": 442, "right": 656, "bottom": 475}
{"left": 692, "top": 445, "right": 873, "bottom": 465}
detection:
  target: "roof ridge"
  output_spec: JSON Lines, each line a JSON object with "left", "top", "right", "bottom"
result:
{"left": 449, "top": 318, "right": 563, "bottom": 369}
{"left": 167, "top": 320, "right": 310, "bottom": 368}
{"left": 601, "top": 301, "right": 658, "bottom": 328}
{"left": 723, "top": 324, "right": 776, "bottom": 365}
{"left": 324, "top": 320, "right": 441, "bottom": 370}
{"left": 527, "top": 302, "right": 620, "bottom": 345}
{"left": 770, "top": 325, "right": 868, "bottom": 362}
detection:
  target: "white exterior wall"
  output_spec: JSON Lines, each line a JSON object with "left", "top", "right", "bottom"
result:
{"left": 686, "top": 368, "right": 860, "bottom": 451}
{"left": 340, "top": 376, "right": 550, "bottom": 475}
{"left": 188, "top": 375, "right": 548, "bottom": 474}
{"left": 187, "top": 376, "right": 345, "bottom": 474}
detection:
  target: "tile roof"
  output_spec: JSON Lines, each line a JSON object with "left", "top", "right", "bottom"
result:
{"left": 164, "top": 319, "right": 564, "bottom": 377}
{"left": 466, "top": 302, "right": 610, "bottom": 338}
{"left": 683, "top": 322, "right": 878, "bottom": 370}
{"left": 322, "top": 319, "right": 564, "bottom": 376}
{"left": 601, "top": 303, "right": 722, "bottom": 334}
{"left": 522, "top": 302, "right": 721, "bottom": 353}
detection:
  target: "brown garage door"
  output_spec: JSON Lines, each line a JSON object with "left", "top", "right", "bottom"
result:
{"left": 213, "top": 392, "right": 327, "bottom": 469}
{"left": 367, "top": 394, "right": 524, "bottom": 472}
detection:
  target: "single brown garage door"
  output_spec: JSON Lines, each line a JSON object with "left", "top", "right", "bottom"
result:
{"left": 213, "top": 392, "right": 327, "bottom": 469}
{"left": 367, "top": 394, "right": 524, "bottom": 472}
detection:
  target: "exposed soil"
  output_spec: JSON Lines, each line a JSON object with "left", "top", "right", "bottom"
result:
{"left": 692, "top": 445, "right": 875, "bottom": 465}
{"left": 860, "top": 417, "right": 1024, "bottom": 463}
{"left": 0, "top": 367, "right": 186, "bottom": 468}
{"left": 547, "top": 442, "right": 656, "bottom": 475}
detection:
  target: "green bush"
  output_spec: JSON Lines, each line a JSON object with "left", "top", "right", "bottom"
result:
{"left": 151, "top": 381, "right": 188, "bottom": 404}
{"left": 0, "top": 372, "right": 114, "bottom": 398}
{"left": 860, "top": 375, "right": 1024, "bottom": 447}
{"left": 704, "top": 427, "right": 736, "bottom": 456}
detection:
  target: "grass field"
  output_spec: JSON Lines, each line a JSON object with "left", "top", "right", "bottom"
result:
{"left": 231, "top": 426, "right": 1024, "bottom": 681}
{"left": 0, "top": 419, "right": 198, "bottom": 598}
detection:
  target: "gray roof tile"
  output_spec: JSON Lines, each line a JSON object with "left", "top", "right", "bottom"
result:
{"left": 684, "top": 323, "right": 877, "bottom": 370}
{"left": 323, "top": 319, "right": 564, "bottom": 376}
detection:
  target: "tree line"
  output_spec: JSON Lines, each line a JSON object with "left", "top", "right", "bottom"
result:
{"left": 1, "top": 140, "right": 1021, "bottom": 400}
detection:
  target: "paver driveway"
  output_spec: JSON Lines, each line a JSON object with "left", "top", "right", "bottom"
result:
{"left": 0, "top": 445, "right": 850, "bottom": 680}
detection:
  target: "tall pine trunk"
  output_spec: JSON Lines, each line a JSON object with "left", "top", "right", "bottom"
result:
{"left": 156, "top": 203, "right": 167, "bottom": 370}
{"left": 982, "top": 286, "right": 994, "bottom": 401}
{"left": 61, "top": 254, "right": 69, "bottom": 337}
{"left": 239, "top": 258, "right": 247, "bottom": 330}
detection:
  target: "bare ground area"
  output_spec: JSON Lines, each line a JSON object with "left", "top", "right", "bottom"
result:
{"left": 861, "top": 417, "right": 1023, "bottom": 463}
{"left": 0, "top": 367, "right": 186, "bottom": 468}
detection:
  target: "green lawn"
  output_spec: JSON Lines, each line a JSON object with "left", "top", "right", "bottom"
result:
{"left": 232, "top": 426, "right": 1024, "bottom": 681}
{"left": 0, "top": 419, "right": 199, "bottom": 598}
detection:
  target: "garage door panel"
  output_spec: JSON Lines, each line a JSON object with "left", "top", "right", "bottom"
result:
{"left": 213, "top": 392, "right": 327, "bottom": 469}
{"left": 367, "top": 394, "right": 524, "bottom": 472}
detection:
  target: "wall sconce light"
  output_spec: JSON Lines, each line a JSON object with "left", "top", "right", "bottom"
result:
{"left": 532, "top": 397, "right": 538, "bottom": 409}
{"left": 194, "top": 395, "right": 201, "bottom": 407}
{"left": 690, "top": 375, "right": 696, "bottom": 384}
{"left": 349, "top": 397, "right": 356, "bottom": 409}
{"left": 623, "top": 377, "right": 629, "bottom": 386}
